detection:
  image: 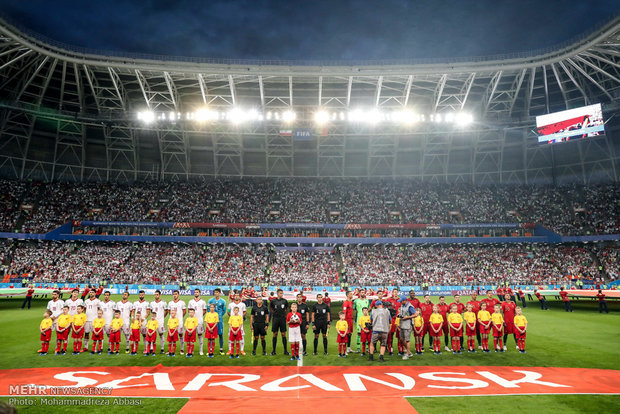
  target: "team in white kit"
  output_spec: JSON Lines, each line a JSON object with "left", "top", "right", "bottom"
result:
{"left": 46, "top": 288, "right": 216, "bottom": 355}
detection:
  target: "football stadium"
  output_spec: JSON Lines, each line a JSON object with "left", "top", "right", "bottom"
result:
{"left": 1, "top": 3, "right": 620, "bottom": 413}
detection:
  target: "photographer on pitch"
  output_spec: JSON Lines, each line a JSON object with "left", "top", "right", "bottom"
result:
{"left": 398, "top": 296, "right": 417, "bottom": 360}
{"left": 368, "top": 300, "right": 390, "bottom": 362}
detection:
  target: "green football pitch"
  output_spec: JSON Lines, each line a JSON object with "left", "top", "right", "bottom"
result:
{"left": 1, "top": 294, "right": 619, "bottom": 413}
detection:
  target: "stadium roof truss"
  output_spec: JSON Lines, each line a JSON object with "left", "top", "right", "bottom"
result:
{"left": 0, "top": 17, "right": 619, "bottom": 184}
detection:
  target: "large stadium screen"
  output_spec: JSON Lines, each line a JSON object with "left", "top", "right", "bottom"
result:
{"left": 536, "top": 103, "right": 605, "bottom": 144}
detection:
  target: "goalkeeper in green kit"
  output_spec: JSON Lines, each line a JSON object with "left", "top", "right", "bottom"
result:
{"left": 354, "top": 289, "right": 370, "bottom": 352}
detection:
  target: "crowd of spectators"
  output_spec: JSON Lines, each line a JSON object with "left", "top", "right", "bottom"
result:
{"left": 571, "top": 186, "right": 620, "bottom": 235}
{"left": 165, "top": 180, "right": 271, "bottom": 223}
{"left": 594, "top": 245, "right": 620, "bottom": 280}
{"left": 6, "top": 242, "right": 134, "bottom": 284}
{"left": 0, "top": 240, "right": 12, "bottom": 270}
{"left": 21, "top": 182, "right": 166, "bottom": 233}
{"left": 4, "top": 242, "right": 272, "bottom": 286}
{"left": 341, "top": 244, "right": 600, "bottom": 287}
{"left": 0, "top": 179, "right": 28, "bottom": 232}
{"left": 269, "top": 249, "right": 340, "bottom": 286}
{"left": 0, "top": 178, "right": 618, "bottom": 235}
{"left": 3, "top": 241, "right": 617, "bottom": 287}
{"left": 120, "top": 244, "right": 272, "bottom": 286}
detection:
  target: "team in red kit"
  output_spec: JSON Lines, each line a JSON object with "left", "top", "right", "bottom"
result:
{"left": 38, "top": 285, "right": 534, "bottom": 358}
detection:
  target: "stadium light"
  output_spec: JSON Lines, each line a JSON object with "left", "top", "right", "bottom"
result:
{"left": 137, "top": 107, "right": 471, "bottom": 127}
{"left": 314, "top": 110, "right": 329, "bottom": 124}
{"left": 393, "top": 109, "right": 417, "bottom": 124}
{"left": 348, "top": 109, "right": 363, "bottom": 123}
{"left": 195, "top": 108, "right": 218, "bottom": 122}
{"left": 248, "top": 109, "right": 261, "bottom": 121}
{"left": 367, "top": 109, "right": 383, "bottom": 124}
{"left": 137, "top": 110, "right": 155, "bottom": 124}
{"left": 348, "top": 109, "right": 386, "bottom": 124}
{"left": 282, "top": 110, "right": 296, "bottom": 123}
{"left": 455, "top": 112, "right": 473, "bottom": 126}
{"left": 227, "top": 108, "right": 247, "bottom": 123}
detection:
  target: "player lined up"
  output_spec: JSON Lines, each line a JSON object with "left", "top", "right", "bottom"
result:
{"left": 404, "top": 291, "right": 528, "bottom": 356}
{"left": 351, "top": 288, "right": 529, "bottom": 358}
{"left": 40, "top": 287, "right": 334, "bottom": 358}
{"left": 40, "top": 287, "right": 528, "bottom": 358}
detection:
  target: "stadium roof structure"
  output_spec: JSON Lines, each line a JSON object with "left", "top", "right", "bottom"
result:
{"left": 0, "top": 17, "right": 619, "bottom": 184}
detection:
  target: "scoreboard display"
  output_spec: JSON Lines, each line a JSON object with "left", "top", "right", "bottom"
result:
{"left": 536, "top": 103, "right": 605, "bottom": 144}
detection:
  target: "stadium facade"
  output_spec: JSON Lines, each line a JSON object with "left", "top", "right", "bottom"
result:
{"left": 0, "top": 17, "right": 619, "bottom": 185}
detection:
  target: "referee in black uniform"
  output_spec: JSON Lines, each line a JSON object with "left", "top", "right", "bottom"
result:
{"left": 270, "top": 289, "right": 289, "bottom": 355}
{"left": 295, "top": 293, "right": 310, "bottom": 355}
{"left": 312, "top": 293, "right": 331, "bottom": 355}
{"left": 250, "top": 296, "right": 270, "bottom": 355}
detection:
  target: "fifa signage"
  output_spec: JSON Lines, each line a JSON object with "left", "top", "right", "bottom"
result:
{"left": 294, "top": 128, "right": 313, "bottom": 141}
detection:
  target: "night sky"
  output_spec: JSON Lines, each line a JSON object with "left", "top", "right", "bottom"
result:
{"left": 0, "top": 0, "right": 618, "bottom": 61}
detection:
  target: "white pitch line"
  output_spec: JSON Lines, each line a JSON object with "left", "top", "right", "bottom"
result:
{"left": 403, "top": 392, "right": 620, "bottom": 398}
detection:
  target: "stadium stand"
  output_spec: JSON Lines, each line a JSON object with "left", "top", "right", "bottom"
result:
{"left": 341, "top": 244, "right": 601, "bottom": 286}
{"left": 2, "top": 241, "right": 615, "bottom": 287}
{"left": 0, "top": 179, "right": 617, "bottom": 236}
{"left": 0, "top": 179, "right": 28, "bottom": 233}
{"left": 594, "top": 245, "right": 620, "bottom": 280}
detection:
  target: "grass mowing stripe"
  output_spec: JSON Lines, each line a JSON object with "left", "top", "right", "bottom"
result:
{"left": 406, "top": 394, "right": 620, "bottom": 413}
{"left": 0, "top": 396, "right": 187, "bottom": 413}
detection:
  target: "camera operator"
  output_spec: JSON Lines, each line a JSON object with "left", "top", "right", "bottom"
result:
{"left": 368, "top": 300, "right": 390, "bottom": 362}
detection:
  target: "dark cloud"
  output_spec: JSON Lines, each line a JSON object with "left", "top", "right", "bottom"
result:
{"left": 0, "top": 0, "right": 618, "bottom": 61}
